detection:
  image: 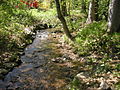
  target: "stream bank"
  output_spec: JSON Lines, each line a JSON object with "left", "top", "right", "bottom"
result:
{"left": 0, "top": 28, "right": 75, "bottom": 90}
{"left": 0, "top": 23, "right": 49, "bottom": 80}
{"left": 0, "top": 27, "right": 119, "bottom": 90}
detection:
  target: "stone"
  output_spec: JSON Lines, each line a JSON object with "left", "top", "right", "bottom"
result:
{"left": 99, "top": 81, "right": 112, "bottom": 90}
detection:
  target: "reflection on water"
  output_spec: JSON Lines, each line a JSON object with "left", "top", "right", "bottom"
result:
{"left": 0, "top": 29, "right": 73, "bottom": 90}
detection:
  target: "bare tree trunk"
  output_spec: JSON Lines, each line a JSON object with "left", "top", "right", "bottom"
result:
{"left": 108, "top": 0, "right": 120, "bottom": 33}
{"left": 54, "top": 0, "right": 73, "bottom": 40}
{"left": 86, "top": 0, "right": 95, "bottom": 24}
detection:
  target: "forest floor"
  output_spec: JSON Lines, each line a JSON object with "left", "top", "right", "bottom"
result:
{"left": 0, "top": 27, "right": 119, "bottom": 90}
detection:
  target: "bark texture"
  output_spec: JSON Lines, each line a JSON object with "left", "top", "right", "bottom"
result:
{"left": 86, "top": 0, "right": 95, "bottom": 24}
{"left": 55, "top": 0, "right": 73, "bottom": 40}
{"left": 108, "top": 0, "right": 120, "bottom": 33}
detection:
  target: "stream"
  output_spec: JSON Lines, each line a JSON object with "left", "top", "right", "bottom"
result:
{"left": 0, "top": 28, "right": 75, "bottom": 90}
{"left": 0, "top": 28, "right": 116, "bottom": 90}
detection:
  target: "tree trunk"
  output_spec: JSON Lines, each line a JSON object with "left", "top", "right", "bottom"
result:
{"left": 86, "top": 0, "right": 95, "bottom": 24}
{"left": 61, "top": 0, "right": 68, "bottom": 16}
{"left": 54, "top": 0, "right": 73, "bottom": 40}
{"left": 108, "top": 0, "right": 120, "bottom": 33}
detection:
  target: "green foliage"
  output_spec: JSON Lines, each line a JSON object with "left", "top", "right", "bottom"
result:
{"left": 98, "top": 0, "right": 110, "bottom": 20}
{"left": 71, "top": 0, "right": 89, "bottom": 10}
{"left": 66, "top": 13, "right": 87, "bottom": 32}
{"left": 69, "top": 77, "right": 80, "bottom": 90}
{"left": 71, "top": 0, "right": 110, "bottom": 20}
{"left": 114, "top": 82, "right": 120, "bottom": 90}
{"left": 115, "top": 64, "right": 120, "bottom": 71}
{"left": 30, "top": 9, "right": 59, "bottom": 26}
{"left": 74, "top": 21, "right": 120, "bottom": 57}
{"left": 0, "top": 0, "right": 35, "bottom": 51}
{"left": 0, "top": 0, "right": 36, "bottom": 78}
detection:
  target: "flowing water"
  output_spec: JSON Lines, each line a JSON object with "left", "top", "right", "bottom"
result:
{"left": 0, "top": 29, "right": 74, "bottom": 90}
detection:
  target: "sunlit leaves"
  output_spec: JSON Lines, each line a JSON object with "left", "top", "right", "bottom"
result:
{"left": 0, "top": 0, "right": 35, "bottom": 51}
{"left": 74, "top": 21, "right": 119, "bottom": 56}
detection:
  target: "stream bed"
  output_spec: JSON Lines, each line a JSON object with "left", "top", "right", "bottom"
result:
{"left": 0, "top": 28, "right": 118, "bottom": 90}
{"left": 0, "top": 29, "right": 75, "bottom": 90}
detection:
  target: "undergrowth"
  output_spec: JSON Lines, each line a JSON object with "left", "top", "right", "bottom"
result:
{"left": 63, "top": 20, "right": 120, "bottom": 90}
{"left": 0, "top": 1, "right": 37, "bottom": 79}
{"left": 0, "top": 2, "right": 60, "bottom": 79}
{"left": 29, "top": 9, "right": 60, "bottom": 27}
{"left": 74, "top": 21, "right": 120, "bottom": 57}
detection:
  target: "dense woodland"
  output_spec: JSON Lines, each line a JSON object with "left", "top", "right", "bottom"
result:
{"left": 0, "top": 0, "right": 120, "bottom": 90}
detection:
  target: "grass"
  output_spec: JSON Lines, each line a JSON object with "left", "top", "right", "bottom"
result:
{"left": 29, "top": 9, "right": 60, "bottom": 27}
{"left": 62, "top": 18, "right": 120, "bottom": 89}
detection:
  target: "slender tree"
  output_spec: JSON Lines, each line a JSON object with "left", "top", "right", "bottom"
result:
{"left": 86, "top": 0, "right": 95, "bottom": 24}
{"left": 54, "top": 0, "right": 73, "bottom": 40}
{"left": 108, "top": 0, "right": 120, "bottom": 33}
